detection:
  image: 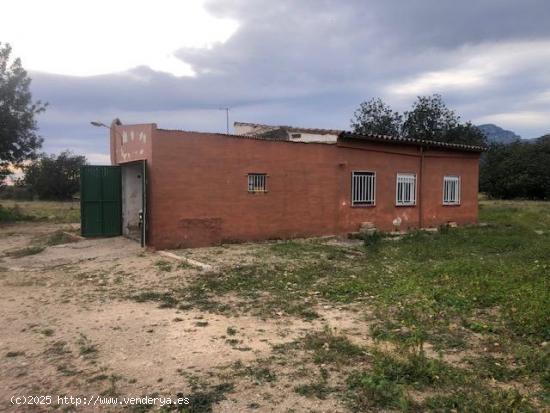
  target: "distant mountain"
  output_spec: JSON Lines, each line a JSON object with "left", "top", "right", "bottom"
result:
{"left": 477, "top": 124, "right": 522, "bottom": 144}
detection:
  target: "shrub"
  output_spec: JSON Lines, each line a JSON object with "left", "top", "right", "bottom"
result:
{"left": 0, "top": 204, "right": 34, "bottom": 222}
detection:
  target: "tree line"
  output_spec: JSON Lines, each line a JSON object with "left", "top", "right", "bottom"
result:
{"left": 351, "top": 95, "right": 549, "bottom": 200}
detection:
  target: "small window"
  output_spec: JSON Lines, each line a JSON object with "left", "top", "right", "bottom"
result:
{"left": 396, "top": 173, "right": 416, "bottom": 206}
{"left": 443, "top": 176, "right": 460, "bottom": 205}
{"left": 352, "top": 171, "right": 375, "bottom": 206}
{"left": 248, "top": 173, "right": 267, "bottom": 192}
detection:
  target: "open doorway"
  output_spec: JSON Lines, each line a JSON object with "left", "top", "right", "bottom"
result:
{"left": 121, "top": 161, "right": 146, "bottom": 245}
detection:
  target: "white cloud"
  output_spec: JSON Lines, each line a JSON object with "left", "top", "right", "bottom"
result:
{"left": 388, "top": 68, "right": 487, "bottom": 95}
{"left": 476, "top": 111, "right": 550, "bottom": 128}
{"left": 0, "top": 0, "right": 238, "bottom": 77}
{"left": 387, "top": 40, "right": 550, "bottom": 96}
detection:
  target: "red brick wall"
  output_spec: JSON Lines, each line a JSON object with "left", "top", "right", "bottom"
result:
{"left": 144, "top": 129, "right": 480, "bottom": 249}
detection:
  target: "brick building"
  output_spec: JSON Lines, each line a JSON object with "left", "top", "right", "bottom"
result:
{"left": 80, "top": 121, "right": 483, "bottom": 249}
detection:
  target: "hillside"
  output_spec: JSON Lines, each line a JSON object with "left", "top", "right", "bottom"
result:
{"left": 477, "top": 123, "right": 521, "bottom": 144}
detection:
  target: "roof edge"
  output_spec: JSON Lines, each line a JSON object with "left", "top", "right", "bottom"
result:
{"left": 339, "top": 131, "right": 487, "bottom": 152}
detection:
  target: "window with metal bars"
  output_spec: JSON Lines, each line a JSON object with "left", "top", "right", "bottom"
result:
{"left": 351, "top": 171, "right": 375, "bottom": 206}
{"left": 443, "top": 176, "right": 460, "bottom": 204}
{"left": 396, "top": 173, "right": 416, "bottom": 206}
{"left": 247, "top": 173, "right": 267, "bottom": 192}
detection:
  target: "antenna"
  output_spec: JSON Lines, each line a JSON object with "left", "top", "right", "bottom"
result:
{"left": 219, "top": 107, "right": 230, "bottom": 134}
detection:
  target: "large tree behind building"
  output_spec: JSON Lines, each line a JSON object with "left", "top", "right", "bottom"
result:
{"left": 0, "top": 43, "right": 47, "bottom": 181}
{"left": 403, "top": 94, "right": 486, "bottom": 146}
{"left": 24, "top": 151, "right": 87, "bottom": 200}
{"left": 351, "top": 94, "right": 487, "bottom": 147}
{"left": 350, "top": 98, "right": 402, "bottom": 136}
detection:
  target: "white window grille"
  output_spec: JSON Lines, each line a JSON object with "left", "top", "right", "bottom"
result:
{"left": 396, "top": 173, "right": 416, "bottom": 206}
{"left": 443, "top": 176, "right": 460, "bottom": 204}
{"left": 248, "top": 173, "right": 267, "bottom": 192}
{"left": 351, "top": 171, "right": 375, "bottom": 206}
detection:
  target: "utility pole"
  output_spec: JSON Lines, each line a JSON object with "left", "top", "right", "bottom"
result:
{"left": 219, "top": 107, "right": 230, "bottom": 134}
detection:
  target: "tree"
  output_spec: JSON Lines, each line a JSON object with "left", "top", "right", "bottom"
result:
{"left": 480, "top": 136, "right": 550, "bottom": 199}
{"left": 402, "top": 94, "right": 459, "bottom": 141}
{"left": 350, "top": 98, "right": 402, "bottom": 136}
{"left": 23, "top": 151, "right": 87, "bottom": 200}
{"left": 444, "top": 122, "right": 487, "bottom": 146}
{"left": 0, "top": 43, "right": 47, "bottom": 181}
{"left": 351, "top": 94, "right": 487, "bottom": 147}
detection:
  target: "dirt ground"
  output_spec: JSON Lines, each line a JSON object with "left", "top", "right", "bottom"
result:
{"left": 0, "top": 222, "right": 370, "bottom": 412}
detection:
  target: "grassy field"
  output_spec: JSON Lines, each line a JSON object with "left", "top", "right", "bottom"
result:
{"left": 2, "top": 199, "right": 548, "bottom": 411}
{"left": 141, "top": 199, "right": 548, "bottom": 411}
{"left": 0, "top": 200, "right": 80, "bottom": 223}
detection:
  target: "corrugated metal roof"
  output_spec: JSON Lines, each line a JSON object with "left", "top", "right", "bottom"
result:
{"left": 156, "top": 126, "right": 485, "bottom": 152}
{"left": 234, "top": 121, "right": 343, "bottom": 135}
{"left": 339, "top": 131, "right": 486, "bottom": 152}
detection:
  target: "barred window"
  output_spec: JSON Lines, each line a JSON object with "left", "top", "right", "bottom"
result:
{"left": 247, "top": 173, "right": 267, "bottom": 192}
{"left": 443, "top": 176, "right": 460, "bottom": 204}
{"left": 396, "top": 173, "right": 416, "bottom": 206}
{"left": 351, "top": 171, "right": 375, "bottom": 206}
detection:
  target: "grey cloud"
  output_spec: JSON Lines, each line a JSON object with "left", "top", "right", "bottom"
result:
{"left": 29, "top": 0, "right": 550, "bottom": 159}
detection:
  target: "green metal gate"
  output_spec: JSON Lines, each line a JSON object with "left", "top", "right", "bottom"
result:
{"left": 80, "top": 165, "right": 122, "bottom": 237}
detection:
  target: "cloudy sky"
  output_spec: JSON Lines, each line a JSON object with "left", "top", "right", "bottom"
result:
{"left": 2, "top": 0, "right": 550, "bottom": 163}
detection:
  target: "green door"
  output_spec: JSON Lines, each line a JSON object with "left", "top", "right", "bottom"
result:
{"left": 80, "top": 165, "right": 122, "bottom": 237}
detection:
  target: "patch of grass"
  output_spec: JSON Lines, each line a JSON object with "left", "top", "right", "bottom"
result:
{"left": 0, "top": 200, "right": 80, "bottom": 223}
{"left": 425, "top": 387, "right": 534, "bottom": 412}
{"left": 77, "top": 333, "right": 98, "bottom": 356}
{"left": 41, "top": 328, "right": 55, "bottom": 337}
{"left": 195, "top": 321, "right": 208, "bottom": 327}
{"left": 226, "top": 326, "right": 237, "bottom": 336}
{"left": 57, "top": 364, "right": 79, "bottom": 376}
{"left": 295, "top": 381, "right": 333, "bottom": 399}
{"left": 466, "top": 355, "right": 519, "bottom": 382}
{"left": 360, "top": 230, "right": 384, "bottom": 249}
{"left": 345, "top": 348, "right": 464, "bottom": 411}
{"left": 185, "top": 383, "right": 234, "bottom": 413}
{"left": 177, "top": 261, "right": 194, "bottom": 270}
{"left": 131, "top": 291, "right": 178, "bottom": 309}
{"left": 45, "top": 340, "right": 69, "bottom": 356}
{"left": 236, "top": 364, "right": 277, "bottom": 384}
{"left": 185, "top": 259, "right": 340, "bottom": 320}
{"left": 38, "top": 230, "right": 79, "bottom": 246}
{"left": 346, "top": 371, "right": 409, "bottom": 411}
{"left": 295, "top": 368, "right": 332, "bottom": 399}
{"left": 88, "top": 373, "right": 109, "bottom": 382}
{"left": 5, "top": 351, "right": 25, "bottom": 358}
{"left": 269, "top": 240, "right": 347, "bottom": 260}
{"left": 155, "top": 260, "right": 173, "bottom": 272}
{"left": 5, "top": 245, "right": 45, "bottom": 258}
{"left": 370, "top": 349, "right": 462, "bottom": 389}
{"left": 303, "top": 327, "right": 366, "bottom": 365}
{"left": 0, "top": 204, "right": 34, "bottom": 222}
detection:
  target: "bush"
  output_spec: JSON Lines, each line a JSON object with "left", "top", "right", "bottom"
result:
{"left": 0, "top": 185, "right": 34, "bottom": 200}
{"left": 0, "top": 204, "right": 34, "bottom": 222}
{"left": 480, "top": 136, "right": 550, "bottom": 199}
{"left": 23, "top": 151, "right": 86, "bottom": 200}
